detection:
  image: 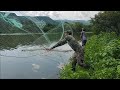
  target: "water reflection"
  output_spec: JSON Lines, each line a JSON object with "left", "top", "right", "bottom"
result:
{"left": 32, "top": 64, "right": 40, "bottom": 72}
{"left": 0, "top": 33, "right": 62, "bottom": 50}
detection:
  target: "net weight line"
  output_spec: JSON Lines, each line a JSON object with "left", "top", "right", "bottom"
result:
{"left": 22, "top": 48, "right": 73, "bottom": 52}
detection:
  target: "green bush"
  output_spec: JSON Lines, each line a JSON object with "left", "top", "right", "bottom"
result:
{"left": 60, "top": 32, "right": 120, "bottom": 79}
{"left": 60, "top": 63, "right": 90, "bottom": 79}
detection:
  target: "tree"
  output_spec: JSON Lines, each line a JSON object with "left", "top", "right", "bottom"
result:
{"left": 68, "top": 22, "right": 84, "bottom": 33}
{"left": 43, "top": 23, "right": 56, "bottom": 32}
{"left": 91, "top": 11, "right": 120, "bottom": 36}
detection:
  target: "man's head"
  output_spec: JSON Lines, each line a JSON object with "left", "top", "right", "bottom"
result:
{"left": 82, "top": 28, "right": 85, "bottom": 31}
{"left": 82, "top": 28, "right": 84, "bottom": 31}
{"left": 64, "top": 30, "right": 72, "bottom": 36}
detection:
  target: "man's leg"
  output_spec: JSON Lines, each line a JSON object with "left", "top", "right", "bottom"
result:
{"left": 82, "top": 40, "right": 87, "bottom": 46}
{"left": 84, "top": 40, "right": 87, "bottom": 46}
{"left": 71, "top": 53, "right": 77, "bottom": 71}
{"left": 76, "top": 52, "right": 87, "bottom": 68}
{"left": 72, "top": 59, "right": 77, "bottom": 71}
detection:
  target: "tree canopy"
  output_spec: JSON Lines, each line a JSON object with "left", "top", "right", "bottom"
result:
{"left": 91, "top": 11, "right": 120, "bottom": 36}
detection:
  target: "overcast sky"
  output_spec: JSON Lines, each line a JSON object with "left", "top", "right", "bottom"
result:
{"left": 1, "top": 11, "right": 99, "bottom": 20}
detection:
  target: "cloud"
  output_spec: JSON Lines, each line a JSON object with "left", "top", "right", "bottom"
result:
{"left": 1, "top": 11, "right": 99, "bottom": 20}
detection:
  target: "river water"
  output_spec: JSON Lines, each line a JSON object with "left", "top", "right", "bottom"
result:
{"left": 0, "top": 33, "right": 92, "bottom": 79}
{"left": 0, "top": 33, "right": 74, "bottom": 79}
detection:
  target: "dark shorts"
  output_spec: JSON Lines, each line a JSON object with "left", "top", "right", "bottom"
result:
{"left": 82, "top": 40, "right": 87, "bottom": 46}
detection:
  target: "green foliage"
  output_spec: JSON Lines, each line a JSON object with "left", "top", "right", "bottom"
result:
{"left": 60, "top": 32, "right": 120, "bottom": 79}
{"left": 60, "top": 63, "right": 90, "bottom": 79}
{"left": 66, "top": 22, "right": 93, "bottom": 38}
{"left": 43, "top": 23, "right": 56, "bottom": 32}
{"left": 68, "top": 22, "right": 84, "bottom": 33}
{"left": 91, "top": 11, "right": 120, "bottom": 36}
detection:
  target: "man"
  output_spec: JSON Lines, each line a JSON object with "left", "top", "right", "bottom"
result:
{"left": 47, "top": 30, "right": 87, "bottom": 71}
{"left": 80, "top": 28, "right": 87, "bottom": 47}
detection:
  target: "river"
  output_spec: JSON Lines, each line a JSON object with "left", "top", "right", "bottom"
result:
{"left": 0, "top": 33, "right": 92, "bottom": 79}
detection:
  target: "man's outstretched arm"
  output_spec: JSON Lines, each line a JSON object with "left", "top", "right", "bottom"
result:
{"left": 50, "top": 38, "right": 67, "bottom": 50}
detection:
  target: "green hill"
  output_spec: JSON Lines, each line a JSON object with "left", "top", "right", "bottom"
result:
{"left": 0, "top": 12, "right": 58, "bottom": 34}
{"left": 55, "top": 20, "right": 90, "bottom": 25}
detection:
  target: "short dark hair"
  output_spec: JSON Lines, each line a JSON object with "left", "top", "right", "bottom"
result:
{"left": 65, "top": 30, "right": 72, "bottom": 35}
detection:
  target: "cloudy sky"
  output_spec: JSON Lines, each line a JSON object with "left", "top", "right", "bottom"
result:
{"left": 1, "top": 11, "right": 99, "bottom": 20}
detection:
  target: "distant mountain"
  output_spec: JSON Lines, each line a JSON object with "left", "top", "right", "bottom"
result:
{"left": 7, "top": 13, "right": 18, "bottom": 17}
{"left": 0, "top": 12, "right": 58, "bottom": 24}
{"left": 34, "top": 16, "right": 58, "bottom": 25}
{"left": 0, "top": 12, "right": 91, "bottom": 34}
{"left": 0, "top": 12, "right": 58, "bottom": 33}
{"left": 73, "top": 20, "right": 90, "bottom": 25}
{"left": 55, "top": 20, "right": 91, "bottom": 25}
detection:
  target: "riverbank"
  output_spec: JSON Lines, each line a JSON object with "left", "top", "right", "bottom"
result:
{"left": 60, "top": 32, "right": 120, "bottom": 79}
